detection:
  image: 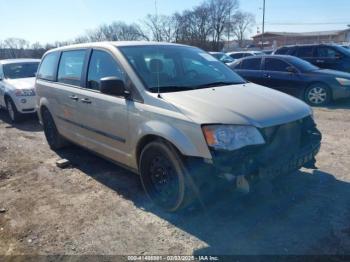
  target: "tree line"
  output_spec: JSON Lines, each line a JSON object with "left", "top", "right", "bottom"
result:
{"left": 0, "top": 0, "right": 255, "bottom": 59}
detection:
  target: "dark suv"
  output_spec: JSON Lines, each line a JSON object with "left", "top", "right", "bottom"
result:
{"left": 274, "top": 44, "right": 350, "bottom": 73}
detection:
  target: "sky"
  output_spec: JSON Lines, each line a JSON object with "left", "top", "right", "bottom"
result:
{"left": 0, "top": 0, "right": 349, "bottom": 44}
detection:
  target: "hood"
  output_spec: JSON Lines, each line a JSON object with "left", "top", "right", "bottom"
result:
{"left": 161, "top": 83, "right": 312, "bottom": 128}
{"left": 5, "top": 77, "right": 36, "bottom": 89}
{"left": 313, "top": 69, "right": 350, "bottom": 79}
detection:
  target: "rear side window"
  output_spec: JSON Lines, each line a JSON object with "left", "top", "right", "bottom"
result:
{"left": 58, "top": 50, "right": 86, "bottom": 86}
{"left": 230, "top": 53, "right": 244, "bottom": 59}
{"left": 241, "top": 58, "right": 262, "bottom": 70}
{"left": 37, "top": 52, "right": 59, "bottom": 81}
{"left": 265, "top": 58, "right": 290, "bottom": 72}
{"left": 296, "top": 46, "right": 314, "bottom": 58}
{"left": 275, "top": 47, "right": 289, "bottom": 55}
{"left": 87, "top": 50, "right": 124, "bottom": 90}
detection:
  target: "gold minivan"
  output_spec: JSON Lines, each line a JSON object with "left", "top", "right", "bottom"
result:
{"left": 36, "top": 42, "right": 322, "bottom": 211}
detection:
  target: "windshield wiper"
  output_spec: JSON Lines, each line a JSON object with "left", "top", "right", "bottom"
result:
{"left": 194, "top": 81, "right": 245, "bottom": 89}
{"left": 148, "top": 85, "right": 196, "bottom": 93}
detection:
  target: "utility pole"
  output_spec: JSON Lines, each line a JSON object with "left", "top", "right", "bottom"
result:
{"left": 261, "top": 0, "right": 266, "bottom": 50}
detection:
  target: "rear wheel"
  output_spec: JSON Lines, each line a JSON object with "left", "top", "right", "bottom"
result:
{"left": 41, "top": 108, "right": 68, "bottom": 150}
{"left": 305, "top": 83, "right": 331, "bottom": 106}
{"left": 139, "top": 140, "right": 196, "bottom": 212}
{"left": 5, "top": 97, "right": 21, "bottom": 123}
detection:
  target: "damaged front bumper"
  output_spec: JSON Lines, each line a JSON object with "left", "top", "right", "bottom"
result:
{"left": 208, "top": 116, "right": 322, "bottom": 184}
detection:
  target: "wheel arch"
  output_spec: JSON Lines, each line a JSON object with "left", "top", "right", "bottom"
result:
{"left": 38, "top": 97, "right": 51, "bottom": 123}
{"left": 306, "top": 81, "right": 333, "bottom": 99}
{"left": 4, "top": 93, "right": 12, "bottom": 104}
{"left": 134, "top": 121, "right": 210, "bottom": 167}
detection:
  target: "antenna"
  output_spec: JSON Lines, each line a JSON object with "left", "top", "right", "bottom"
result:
{"left": 154, "top": 0, "right": 161, "bottom": 98}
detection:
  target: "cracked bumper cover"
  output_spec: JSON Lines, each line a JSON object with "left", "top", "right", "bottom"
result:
{"left": 208, "top": 116, "right": 322, "bottom": 180}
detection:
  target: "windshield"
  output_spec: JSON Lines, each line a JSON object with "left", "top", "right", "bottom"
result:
{"left": 289, "top": 56, "right": 319, "bottom": 72}
{"left": 119, "top": 45, "right": 245, "bottom": 93}
{"left": 3, "top": 62, "right": 39, "bottom": 79}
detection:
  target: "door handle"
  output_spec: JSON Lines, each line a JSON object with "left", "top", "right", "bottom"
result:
{"left": 69, "top": 95, "right": 79, "bottom": 101}
{"left": 81, "top": 98, "right": 92, "bottom": 104}
{"left": 316, "top": 60, "right": 324, "bottom": 63}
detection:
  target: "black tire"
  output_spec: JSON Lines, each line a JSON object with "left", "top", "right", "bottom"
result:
{"left": 5, "top": 97, "right": 22, "bottom": 123}
{"left": 304, "top": 83, "right": 331, "bottom": 106}
{"left": 41, "top": 108, "right": 68, "bottom": 150}
{"left": 139, "top": 140, "right": 196, "bottom": 212}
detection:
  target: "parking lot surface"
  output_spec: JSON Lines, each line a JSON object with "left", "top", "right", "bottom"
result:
{"left": 0, "top": 100, "right": 350, "bottom": 255}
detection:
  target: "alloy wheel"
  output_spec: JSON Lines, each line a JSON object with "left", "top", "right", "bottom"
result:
{"left": 307, "top": 86, "right": 327, "bottom": 105}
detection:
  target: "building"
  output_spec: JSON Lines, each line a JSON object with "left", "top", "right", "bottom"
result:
{"left": 252, "top": 29, "right": 350, "bottom": 49}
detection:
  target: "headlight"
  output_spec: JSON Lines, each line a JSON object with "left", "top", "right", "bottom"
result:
{"left": 336, "top": 77, "right": 350, "bottom": 86}
{"left": 202, "top": 125, "right": 265, "bottom": 151}
{"left": 15, "top": 89, "right": 36, "bottom": 97}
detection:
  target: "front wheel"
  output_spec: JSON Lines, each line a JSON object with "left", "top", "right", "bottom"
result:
{"left": 304, "top": 84, "right": 331, "bottom": 106}
{"left": 139, "top": 140, "right": 195, "bottom": 212}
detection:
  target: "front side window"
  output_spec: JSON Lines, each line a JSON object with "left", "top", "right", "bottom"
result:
{"left": 316, "top": 47, "right": 340, "bottom": 58}
{"left": 264, "top": 58, "right": 290, "bottom": 72}
{"left": 58, "top": 50, "right": 86, "bottom": 86}
{"left": 3, "top": 62, "right": 39, "bottom": 79}
{"left": 119, "top": 45, "right": 245, "bottom": 93}
{"left": 37, "top": 52, "right": 59, "bottom": 81}
{"left": 241, "top": 58, "right": 262, "bottom": 70}
{"left": 87, "top": 50, "right": 123, "bottom": 90}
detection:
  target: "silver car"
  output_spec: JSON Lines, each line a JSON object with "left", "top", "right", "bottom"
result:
{"left": 0, "top": 59, "right": 40, "bottom": 122}
{"left": 35, "top": 42, "right": 322, "bottom": 211}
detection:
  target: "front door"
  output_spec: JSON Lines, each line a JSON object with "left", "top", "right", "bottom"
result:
{"left": 75, "top": 49, "right": 129, "bottom": 164}
{"left": 262, "top": 58, "right": 304, "bottom": 97}
{"left": 314, "top": 46, "right": 343, "bottom": 70}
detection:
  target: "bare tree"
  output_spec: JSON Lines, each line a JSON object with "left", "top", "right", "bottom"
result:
{"left": 208, "top": 0, "right": 239, "bottom": 50}
{"left": 144, "top": 14, "right": 176, "bottom": 42}
{"left": 87, "top": 21, "right": 148, "bottom": 42}
{"left": 232, "top": 11, "right": 255, "bottom": 47}
{"left": 3, "top": 38, "right": 30, "bottom": 58}
{"left": 171, "top": 4, "right": 212, "bottom": 49}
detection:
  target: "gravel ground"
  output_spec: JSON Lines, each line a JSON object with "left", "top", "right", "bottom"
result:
{"left": 0, "top": 100, "right": 350, "bottom": 256}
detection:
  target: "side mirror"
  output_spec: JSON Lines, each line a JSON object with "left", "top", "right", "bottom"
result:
{"left": 100, "top": 77, "right": 129, "bottom": 97}
{"left": 286, "top": 66, "right": 297, "bottom": 73}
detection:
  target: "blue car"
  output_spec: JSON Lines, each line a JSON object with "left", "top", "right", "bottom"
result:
{"left": 230, "top": 55, "right": 350, "bottom": 106}
{"left": 274, "top": 44, "right": 350, "bottom": 74}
